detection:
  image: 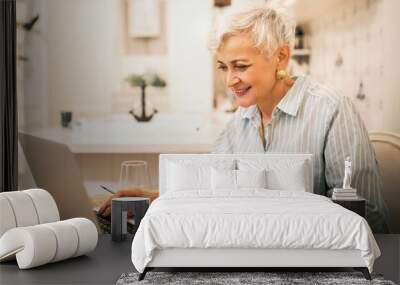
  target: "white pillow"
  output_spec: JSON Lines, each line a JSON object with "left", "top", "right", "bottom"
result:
{"left": 236, "top": 169, "right": 266, "bottom": 189}
{"left": 211, "top": 168, "right": 236, "bottom": 190}
{"left": 168, "top": 162, "right": 210, "bottom": 191}
{"left": 265, "top": 163, "right": 306, "bottom": 191}
{"left": 167, "top": 159, "right": 235, "bottom": 192}
{"left": 238, "top": 159, "right": 308, "bottom": 192}
{"left": 210, "top": 169, "right": 267, "bottom": 190}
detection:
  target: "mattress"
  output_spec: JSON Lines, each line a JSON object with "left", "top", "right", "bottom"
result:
{"left": 131, "top": 190, "right": 380, "bottom": 273}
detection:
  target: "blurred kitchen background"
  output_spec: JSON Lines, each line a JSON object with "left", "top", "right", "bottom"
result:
{"left": 16, "top": 0, "right": 399, "bottom": 206}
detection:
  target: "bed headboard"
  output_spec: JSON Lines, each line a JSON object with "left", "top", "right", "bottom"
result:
{"left": 159, "top": 153, "right": 313, "bottom": 195}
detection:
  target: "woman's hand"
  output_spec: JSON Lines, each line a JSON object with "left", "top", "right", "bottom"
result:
{"left": 98, "top": 188, "right": 142, "bottom": 217}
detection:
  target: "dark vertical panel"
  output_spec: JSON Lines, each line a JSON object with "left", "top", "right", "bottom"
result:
{"left": 0, "top": 0, "right": 18, "bottom": 192}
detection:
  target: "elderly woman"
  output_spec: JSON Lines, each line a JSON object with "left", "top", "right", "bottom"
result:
{"left": 99, "top": 5, "right": 389, "bottom": 233}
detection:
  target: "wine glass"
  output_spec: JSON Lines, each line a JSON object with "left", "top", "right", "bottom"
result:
{"left": 118, "top": 161, "right": 150, "bottom": 191}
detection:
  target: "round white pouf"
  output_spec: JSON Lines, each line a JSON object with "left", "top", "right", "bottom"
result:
{"left": 0, "top": 196, "right": 17, "bottom": 237}
{"left": 0, "top": 189, "right": 60, "bottom": 238}
{"left": 0, "top": 191, "right": 39, "bottom": 227}
{"left": 66, "top": 218, "right": 98, "bottom": 257}
{"left": 0, "top": 218, "right": 98, "bottom": 269}
{"left": 0, "top": 225, "right": 57, "bottom": 269}
{"left": 24, "top": 189, "right": 60, "bottom": 224}
{"left": 42, "top": 221, "right": 79, "bottom": 262}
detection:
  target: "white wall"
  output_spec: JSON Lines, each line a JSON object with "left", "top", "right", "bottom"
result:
{"left": 22, "top": 0, "right": 217, "bottom": 125}
{"left": 17, "top": 0, "right": 49, "bottom": 129}
{"left": 46, "top": 0, "right": 119, "bottom": 124}
{"left": 308, "top": 0, "right": 400, "bottom": 133}
{"left": 381, "top": 0, "right": 400, "bottom": 133}
{"left": 20, "top": 0, "right": 171, "bottom": 127}
{"left": 166, "top": 0, "right": 214, "bottom": 113}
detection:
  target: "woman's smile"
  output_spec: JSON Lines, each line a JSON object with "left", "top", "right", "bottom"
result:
{"left": 232, "top": 86, "right": 252, "bottom": 97}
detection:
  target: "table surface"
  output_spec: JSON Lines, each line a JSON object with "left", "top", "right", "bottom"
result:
{"left": 1, "top": 234, "right": 399, "bottom": 285}
{"left": 19, "top": 112, "right": 230, "bottom": 154}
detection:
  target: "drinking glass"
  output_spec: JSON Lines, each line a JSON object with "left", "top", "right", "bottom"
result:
{"left": 118, "top": 161, "right": 150, "bottom": 191}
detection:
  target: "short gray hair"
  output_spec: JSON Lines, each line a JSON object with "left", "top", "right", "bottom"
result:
{"left": 208, "top": 4, "right": 296, "bottom": 56}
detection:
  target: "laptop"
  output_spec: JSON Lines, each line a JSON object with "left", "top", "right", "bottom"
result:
{"left": 18, "top": 132, "right": 101, "bottom": 229}
{"left": 18, "top": 132, "right": 138, "bottom": 233}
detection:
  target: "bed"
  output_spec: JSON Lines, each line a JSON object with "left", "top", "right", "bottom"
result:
{"left": 131, "top": 154, "right": 380, "bottom": 281}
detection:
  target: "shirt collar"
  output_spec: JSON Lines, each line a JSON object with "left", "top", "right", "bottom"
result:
{"left": 238, "top": 104, "right": 259, "bottom": 120}
{"left": 238, "top": 75, "right": 309, "bottom": 120}
{"left": 276, "top": 75, "right": 308, "bottom": 117}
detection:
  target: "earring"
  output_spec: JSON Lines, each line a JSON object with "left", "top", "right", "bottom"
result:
{"left": 276, "top": 69, "right": 287, "bottom": 80}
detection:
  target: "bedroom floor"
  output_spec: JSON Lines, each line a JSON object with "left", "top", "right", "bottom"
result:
{"left": 0, "top": 234, "right": 398, "bottom": 285}
{"left": 374, "top": 234, "right": 400, "bottom": 284}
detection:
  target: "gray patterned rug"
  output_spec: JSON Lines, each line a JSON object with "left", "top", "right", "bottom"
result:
{"left": 116, "top": 271, "right": 396, "bottom": 285}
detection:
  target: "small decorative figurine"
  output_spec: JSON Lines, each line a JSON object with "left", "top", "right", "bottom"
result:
{"left": 332, "top": 156, "right": 357, "bottom": 200}
{"left": 342, "top": 156, "right": 352, "bottom": 189}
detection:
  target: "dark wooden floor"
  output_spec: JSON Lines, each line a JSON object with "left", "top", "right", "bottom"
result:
{"left": 0, "top": 234, "right": 398, "bottom": 284}
{"left": 374, "top": 234, "right": 400, "bottom": 283}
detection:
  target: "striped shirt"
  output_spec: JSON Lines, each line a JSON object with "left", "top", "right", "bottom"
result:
{"left": 214, "top": 75, "right": 389, "bottom": 233}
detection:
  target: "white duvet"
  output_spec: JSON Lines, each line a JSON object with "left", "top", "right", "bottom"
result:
{"left": 131, "top": 190, "right": 380, "bottom": 273}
